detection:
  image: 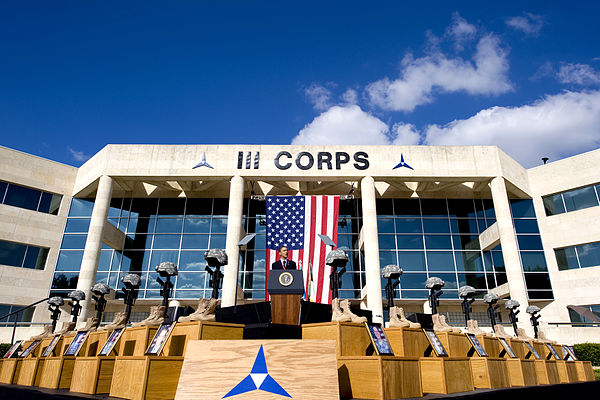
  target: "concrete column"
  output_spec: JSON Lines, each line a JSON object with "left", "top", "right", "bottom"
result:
{"left": 76, "top": 175, "right": 114, "bottom": 323}
{"left": 360, "top": 176, "right": 384, "bottom": 323}
{"left": 222, "top": 176, "right": 245, "bottom": 307}
{"left": 490, "top": 177, "right": 531, "bottom": 334}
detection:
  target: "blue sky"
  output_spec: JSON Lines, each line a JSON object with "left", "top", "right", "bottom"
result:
{"left": 1, "top": 2, "right": 599, "bottom": 167}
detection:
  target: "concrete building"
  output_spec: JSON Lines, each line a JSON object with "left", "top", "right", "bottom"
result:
{"left": 0, "top": 144, "right": 599, "bottom": 344}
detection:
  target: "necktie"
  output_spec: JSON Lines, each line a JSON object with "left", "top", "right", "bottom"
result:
{"left": 283, "top": 260, "right": 287, "bottom": 269}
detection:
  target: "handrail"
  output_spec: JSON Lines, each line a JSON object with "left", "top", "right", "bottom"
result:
{"left": 0, "top": 297, "right": 49, "bottom": 345}
{"left": 548, "top": 322, "right": 600, "bottom": 327}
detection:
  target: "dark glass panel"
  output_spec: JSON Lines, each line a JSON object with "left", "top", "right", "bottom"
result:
{"left": 108, "top": 198, "right": 123, "bottom": 218}
{"left": 127, "top": 217, "right": 154, "bottom": 233}
{"left": 183, "top": 218, "right": 211, "bottom": 233}
{"left": 95, "top": 273, "right": 109, "bottom": 286}
{"left": 4, "top": 184, "right": 40, "bottom": 211}
{"left": 212, "top": 199, "right": 229, "bottom": 217}
{"left": 23, "top": 246, "right": 48, "bottom": 270}
{"left": 378, "top": 235, "right": 396, "bottom": 250}
{"left": 247, "top": 199, "right": 267, "bottom": 218}
{"left": 97, "top": 250, "right": 113, "bottom": 271}
{"left": 509, "top": 199, "right": 536, "bottom": 218}
{"left": 524, "top": 273, "right": 552, "bottom": 290}
{"left": 486, "top": 273, "right": 496, "bottom": 289}
{"left": 176, "top": 273, "right": 206, "bottom": 290}
{"left": 457, "top": 273, "right": 487, "bottom": 289}
{"left": 397, "top": 251, "right": 426, "bottom": 272}
{"left": 175, "top": 290, "right": 205, "bottom": 299}
{"left": 179, "top": 251, "right": 207, "bottom": 271}
{"left": 181, "top": 235, "right": 209, "bottom": 249}
{"left": 65, "top": 218, "right": 91, "bottom": 233}
{"left": 434, "top": 273, "right": 458, "bottom": 289}
{"left": 155, "top": 218, "right": 183, "bottom": 234}
{"left": 184, "top": 198, "right": 213, "bottom": 216}
{"left": 398, "top": 273, "right": 428, "bottom": 289}
{"left": 455, "top": 251, "right": 484, "bottom": 272}
{"left": 423, "top": 219, "right": 451, "bottom": 233}
{"left": 555, "top": 247, "right": 578, "bottom": 271}
{"left": 336, "top": 234, "right": 357, "bottom": 251}
{"left": 375, "top": 199, "right": 394, "bottom": 217}
{"left": 449, "top": 219, "right": 479, "bottom": 234}
{"left": 426, "top": 251, "right": 455, "bottom": 271}
{"left": 38, "top": 192, "right": 62, "bottom": 214}
{"left": 520, "top": 252, "right": 548, "bottom": 272}
{"left": 149, "top": 250, "right": 179, "bottom": 269}
{"left": 337, "top": 217, "right": 354, "bottom": 234}
{"left": 60, "top": 234, "right": 88, "bottom": 249}
{"left": 424, "top": 235, "right": 452, "bottom": 250}
{"left": 379, "top": 251, "right": 397, "bottom": 268}
{"left": 395, "top": 218, "right": 422, "bottom": 234}
{"left": 514, "top": 219, "right": 540, "bottom": 234}
{"left": 253, "top": 234, "right": 266, "bottom": 249}
{"left": 0, "top": 240, "right": 26, "bottom": 267}
{"left": 396, "top": 235, "right": 424, "bottom": 249}
{"left": 124, "top": 234, "right": 153, "bottom": 249}
{"left": 393, "top": 199, "right": 421, "bottom": 216}
{"left": 496, "top": 273, "right": 507, "bottom": 285}
{"left": 400, "top": 289, "right": 428, "bottom": 299}
{"left": 576, "top": 242, "right": 600, "bottom": 268}
{"left": 377, "top": 218, "right": 395, "bottom": 233}
{"left": 211, "top": 218, "right": 228, "bottom": 233}
{"left": 517, "top": 235, "right": 544, "bottom": 250}
{"left": 144, "top": 290, "right": 162, "bottom": 299}
{"left": 439, "top": 290, "right": 458, "bottom": 299}
{"left": 157, "top": 198, "right": 185, "bottom": 216}
{"left": 0, "top": 182, "right": 7, "bottom": 200}
{"left": 484, "top": 218, "right": 496, "bottom": 228}
{"left": 121, "top": 250, "right": 150, "bottom": 272}
{"left": 543, "top": 194, "right": 565, "bottom": 216}
{"left": 420, "top": 199, "right": 448, "bottom": 217}
{"left": 491, "top": 251, "right": 505, "bottom": 271}
{"left": 56, "top": 250, "right": 84, "bottom": 271}
{"left": 52, "top": 273, "right": 78, "bottom": 289}
{"left": 130, "top": 198, "right": 159, "bottom": 218}
{"left": 209, "top": 234, "right": 226, "bottom": 248}
{"left": 69, "top": 198, "right": 95, "bottom": 217}
{"left": 563, "top": 186, "right": 599, "bottom": 212}
{"left": 447, "top": 199, "right": 476, "bottom": 218}
{"left": 339, "top": 199, "right": 360, "bottom": 219}
{"left": 482, "top": 199, "right": 495, "bottom": 219}
{"left": 452, "top": 235, "right": 480, "bottom": 250}
{"left": 527, "top": 290, "right": 554, "bottom": 300}
{"left": 120, "top": 198, "right": 132, "bottom": 218}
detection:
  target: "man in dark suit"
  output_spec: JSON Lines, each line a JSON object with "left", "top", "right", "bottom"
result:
{"left": 271, "top": 245, "right": 297, "bottom": 270}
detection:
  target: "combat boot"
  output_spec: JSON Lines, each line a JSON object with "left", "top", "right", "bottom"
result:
{"left": 398, "top": 307, "right": 420, "bottom": 328}
{"left": 54, "top": 321, "right": 76, "bottom": 335}
{"left": 99, "top": 311, "right": 128, "bottom": 331}
{"left": 30, "top": 324, "right": 53, "bottom": 340}
{"left": 132, "top": 306, "right": 165, "bottom": 327}
{"left": 79, "top": 317, "right": 99, "bottom": 332}
{"left": 493, "top": 324, "right": 510, "bottom": 338}
{"left": 432, "top": 314, "right": 451, "bottom": 332}
{"left": 331, "top": 298, "right": 351, "bottom": 322}
{"left": 178, "top": 299, "right": 209, "bottom": 323}
{"left": 340, "top": 299, "right": 367, "bottom": 323}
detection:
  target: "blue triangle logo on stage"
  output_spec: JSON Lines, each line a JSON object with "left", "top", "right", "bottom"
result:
{"left": 393, "top": 153, "right": 414, "bottom": 170}
{"left": 223, "top": 345, "right": 291, "bottom": 398}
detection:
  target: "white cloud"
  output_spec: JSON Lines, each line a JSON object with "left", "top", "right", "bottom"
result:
{"left": 292, "top": 105, "right": 391, "bottom": 145}
{"left": 304, "top": 83, "right": 334, "bottom": 112}
{"left": 446, "top": 12, "right": 477, "bottom": 49}
{"left": 557, "top": 63, "right": 600, "bottom": 86}
{"left": 424, "top": 90, "right": 600, "bottom": 167}
{"left": 506, "top": 13, "right": 545, "bottom": 36}
{"left": 341, "top": 88, "right": 358, "bottom": 105}
{"left": 67, "top": 147, "right": 91, "bottom": 162}
{"left": 391, "top": 122, "right": 421, "bottom": 145}
{"left": 366, "top": 34, "right": 512, "bottom": 112}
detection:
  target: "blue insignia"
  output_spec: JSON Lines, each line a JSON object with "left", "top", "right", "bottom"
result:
{"left": 223, "top": 345, "right": 291, "bottom": 398}
{"left": 193, "top": 153, "right": 214, "bottom": 169}
{"left": 393, "top": 154, "right": 414, "bottom": 170}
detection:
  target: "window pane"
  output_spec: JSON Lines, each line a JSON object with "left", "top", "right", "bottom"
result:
{"left": 0, "top": 240, "right": 26, "bottom": 267}
{"left": 121, "top": 251, "right": 150, "bottom": 272}
{"left": 181, "top": 234, "right": 209, "bottom": 249}
{"left": 378, "top": 235, "right": 396, "bottom": 250}
{"left": 376, "top": 199, "right": 394, "bottom": 217}
{"left": 450, "top": 219, "right": 479, "bottom": 234}
{"left": 520, "top": 252, "right": 548, "bottom": 272}
{"left": 0, "top": 181, "right": 7, "bottom": 200}
{"left": 426, "top": 251, "right": 455, "bottom": 271}
{"left": 336, "top": 234, "right": 357, "bottom": 250}
{"left": 457, "top": 273, "right": 487, "bottom": 289}
{"left": 52, "top": 273, "right": 79, "bottom": 289}
{"left": 377, "top": 218, "right": 395, "bottom": 233}
{"left": 576, "top": 242, "right": 600, "bottom": 268}
{"left": 514, "top": 219, "right": 540, "bottom": 234}
{"left": 253, "top": 234, "right": 266, "bottom": 250}
{"left": 179, "top": 251, "right": 207, "bottom": 271}
{"left": 379, "top": 251, "right": 397, "bottom": 268}
{"left": 4, "top": 184, "right": 40, "bottom": 211}
{"left": 424, "top": 235, "right": 452, "bottom": 250}
{"left": 423, "top": 219, "right": 451, "bottom": 233}
{"left": 38, "top": 192, "right": 61, "bottom": 214}
{"left": 211, "top": 218, "right": 228, "bottom": 233}
{"left": 517, "top": 235, "right": 544, "bottom": 250}
{"left": 69, "top": 198, "right": 95, "bottom": 217}
{"left": 491, "top": 251, "right": 505, "bottom": 272}
{"left": 155, "top": 218, "right": 183, "bottom": 233}
{"left": 185, "top": 198, "right": 213, "bottom": 216}
{"left": 23, "top": 246, "right": 48, "bottom": 270}
{"left": 176, "top": 273, "right": 206, "bottom": 290}
{"left": 184, "top": 218, "right": 211, "bottom": 233}
{"left": 453, "top": 235, "right": 480, "bottom": 250}
{"left": 97, "top": 250, "right": 113, "bottom": 271}
{"left": 447, "top": 199, "right": 476, "bottom": 218}
{"left": 149, "top": 251, "right": 179, "bottom": 270}
{"left": 524, "top": 273, "right": 552, "bottom": 290}
{"left": 65, "top": 218, "right": 91, "bottom": 233}
{"left": 563, "top": 186, "right": 599, "bottom": 212}
{"left": 60, "top": 235, "right": 88, "bottom": 249}
{"left": 400, "top": 289, "right": 428, "bottom": 299}
{"left": 396, "top": 235, "right": 424, "bottom": 249}
{"left": 395, "top": 218, "right": 422, "bottom": 233}
{"left": 510, "top": 199, "right": 536, "bottom": 218}
{"left": 130, "top": 198, "right": 159, "bottom": 218}
{"left": 399, "top": 273, "right": 428, "bottom": 289}
{"left": 543, "top": 194, "right": 565, "bottom": 216}
{"left": 209, "top": 234, "right": 226, "bottom": 248}
{"left": 433, "top": 273, "right": 458, "bottom": 289}
{"left": 455, "top": 252, "right": 484, "bottom": 272}
{"left": 158, "top": 198, "right": 185, "bottom": 216}
{"left": 528, "top": 290, "right": 553, "bottom": 300}
{"left": 420, "top": 199, "right": 447, "bottom": 217}
{"left": 125, "top": 234, "right": 153, "bottom": 249}
{"left": 555, "top": 247, "right": 579, "bottom": 270}
{"left": 393, "top": 199, "right": 421, "bottom": 216}
{"left": 212, "top": 199, "right": 229, "bottom": 217}
{"left": 397, "top": 251, "right": 426, "bottom": 272}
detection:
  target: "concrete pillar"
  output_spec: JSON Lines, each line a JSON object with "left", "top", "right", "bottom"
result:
{"left": 490, "top": 177, "right": 531, "bottom": 334}
{"left": 76, "top": 175, "right": 113, "bottom": 323}
{"left": 221, "top": 176, "right": 245, "bottom": 307}
{"left": 360, "top": 176, "right": 384, "bottom": 323}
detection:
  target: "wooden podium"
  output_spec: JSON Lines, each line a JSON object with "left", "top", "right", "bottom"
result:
{"left": 267, "top": 269, "right": 304, "bottom": 325}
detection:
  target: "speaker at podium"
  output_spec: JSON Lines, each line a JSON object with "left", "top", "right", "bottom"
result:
{"left": 267, "top": 269, "right": 304, "bottom": 325}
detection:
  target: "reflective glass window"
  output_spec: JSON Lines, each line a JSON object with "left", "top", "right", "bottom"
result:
{"left": 423, "top": 219, "right": 451, "bottom": 233}
{"left": 52, "top": 273, "right": 79, "bottom": 289}
{"left": 210, "top": 218, "right": 228, "bottom": 233}
{"left": 185, "top": 198, "right": 213, "bottom": 216}
{"left": 395, "top": 218, "right": 422, "bottom": 233}
{"left": 4, "top": 184, "right": 40, "bottom": 211}
{"left": 69, "top": 198, "right": 95, "bottom": 217}
{"left": 424, "top": 235, "right": 452, "bottom": 250}
{"left": 379, "top": 251, "right": 397, "bottom": 268}
{"left": 457, "top": 273, "right": 487, "bottom": 289}
{"left": 155, "top": 218, "right": 183, "bottom": 233}
{"left": 543, "top": 194, "right": 565, "bottom": 216}
{"left": 455, "top": 252, "right": 484, "bottom": 272}
{"left": 56, "top": 250, "right": 84, "bottom": 271}
{"left": 378, "top": 235, "right": 396, "bottom": 250}
{"left": 376, "top": 199, "right": 394, "bottom": 217}
{"left": 149, "top": 250, "right": 179, "bottom": 269}
{"left": 65, "top": 218, "right": 91, "bottom": 233}
{"left": 528, "top": 290, "right": 553, "bottom": 300}
{"left": 397, "top": 251, "right": 426, "bottom": 271}
{"left": 396, "top": 235, "right": 424, "bottom": 249}
{"left": 130, "top": 198, "right": 158, "bottom": 218}
{"left": 209, "top": 234, "right": 226, "bottom": 248}
{"left": 517, "top": 235, "right": 544, "bottom": 250}
{"left": 563, "top": 185, "right": 598, "bottom": 212}
{"left": 0, "top": 241, "right": 26, "bottom": 267}
{"left": 176, "top": 273, "right": 206, "bottom": 290}
{"left": 400, "top": 289, "right": 429, "bottom": 299}
{"left": 520, "top": 252, "right": 548, "bottom": 272}
{"left": 577, "top": 242, "right": 600, "bottom": 268}
{"left": 97, "top": 250, "right": 113, "bottom": 271}
{"left": 377, "top": 218, "right": 395, "bottom": 233}
{"left": 179, "top": 251, "right": 207, "bottom": 271}
{"left": 420, "top": 199, "right": 448, "bottom": 217}
{"left": 510, "top": 199, "right": 536, "bottom": 218}
{"left": 491, "top": 251, "right": 505, "bottom": 271}
{"left": 183, "top": 218, "right": 211, "bottom": 233}
{"left": 450, "top": 219, "right": 479, "bottom": 234}
{"left": 524, "top": 273, "right": 552, "bottom": 290}
{"left": 398, "top": 273, "right": 428, "bottom": 289}
{"left": 181, "top": 235, "right": 209, "bottom": 249}
{"left": 60, "top": 235, "right": 88, "bottom": 249}
{"left": 212, "top": 199, "right": 229, "bottom": 217}
{"left": 393, "top": 199, "right": 421, "bottom": 216}
{"left": 426, "top": 251, "right": 455, "bottom": 271}
{"left": 158, "top": 198, "right": 185, "bottom": 216}
{"left": 434, "top": 273, "right": 458, "bottom": 289}
{"left": 452, "top": 235, "right": 480, "bottom": 250}
{"left": 555, "top": 247, "right": 578, "bottom": 271}
{"left": 514, "top": 219, "right": 540, "bottom": 234}
{"left": 0, "top": 182, "right": 7, "bottom": 199}
{"left": 23, "top": 247, "right": 48, "bottom": 270}
{"left": 447, "top": 199, "right": 476, "bottom": 218}
{"left": 39, "top": 192, "right": 61, "bottom": 215}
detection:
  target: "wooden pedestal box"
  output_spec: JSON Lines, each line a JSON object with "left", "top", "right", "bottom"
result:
{"left": 419, "top": 357, "right": 473, "bottom": 394}
{"left": 117, "top": 326, "right": 158, "bottom": 357}
{"left": 15, "top": 358, "right": 42, "bottom": 386}
{"left": 505, "top": 359, "right": 537, "bottom": 387}
{"left": 384, "top": 327, "right": 429, "bottom": 357}
{"left": 507, "top": 338, "right": 527, "bottom": 359}
{"left": 110, "top": 356, "right": 184, "bottom": 400}
{"left": 434, "top": 332, "right": 471, "bottom": 357}
{"left": 303, "top": 322, "right": 372, "bottom": 357}
{"left": 70, "top": 357, "right": 116, "bottom": 394}
{"left": 581, "top": 361, "right": 595, "bottom": 381}
{"left": 555, "top": 360, "right": 578, "bottom": 383}
{"left": 0, "top": 358, "right": 21, "bottom": 384}
{"left": 533, "top": 359, "right": 559, "bottom": 385}
{"left": 162, "top": 321, "right": 244, "bottom": 356}
{"left": 38, "top": 356, "right": 76, "bottom": 389}
{"left": 337, "top": 356, "right": 421, "bottom": 400}
{"left": 475, "top": 335, "right": 501, "bottom": 358}
{"left": 469, "top": 358, "right": 509, "bottom": 389}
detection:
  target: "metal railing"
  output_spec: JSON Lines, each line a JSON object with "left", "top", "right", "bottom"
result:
{"left": 548, "top": 322, "right": 600, "bottom": 328}
{"left": 0, "top": 297, "right": 49, "bottom": 344}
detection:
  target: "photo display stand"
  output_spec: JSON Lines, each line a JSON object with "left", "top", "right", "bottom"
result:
{"left": 497, "top": 337, "right": 538, "bottom": 387}
{"left": 0, "top": 341, "right": 23, "bottom": 384}
{"left": 466, "top": 334, "right": 488, "bottom": 357}
{"left": 524, "top": 341, "right": 541, "bottom": 359}
{"left": 423, "top": 329, "right": 448, "bottom": 357}
{"left": 42, "top": 335, "right": 62, "bottom": 357}
{"left": 20, "top": 340, "right": 41, "bottom": 358}
{"left": 463, "top": 333, "right": 510, "bottom": 390}
{"left": 497, "top": 338, "right": 518, "bottom": 358}
{"left": 146, "top": 322, "right": 177, "bottom": 356}
{"left": 37, "top": 331, "right": 78, "bottom": 390}
{"left": 64, "top": 332, "right": 90, "bottom": 357}
{"left": 15, "top": 338, "right": 50, "bottom": 387}
{"left": 542, "top": 343, "right": 578, "bottom": 384}
{"left": 98, "top": 328, "right": 125, "bottom": 357}
{"left": 544, "top": 343, "right": 561, "bottom": 360}
{"left": 365, "top": 323, "right": 394, "bottom": 356}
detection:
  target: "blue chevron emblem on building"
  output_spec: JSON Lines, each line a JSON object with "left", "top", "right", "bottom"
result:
{"left": 192, "top": 153, "right": 214, "bottom": 169}
{"left": 393, "top": 153, "right": 414, "bottom": 170}
{"left": 223, "top": 345, "right": 291, "bottom": 398}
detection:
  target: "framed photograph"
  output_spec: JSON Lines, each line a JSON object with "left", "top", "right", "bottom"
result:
{"left": 145, "top": 323, "right": 176, "bottom": 356}
{"left": 466, "top": 333, "right": 488, "bottom": 357}
{"left": 524, "top": 341, "right": 541, "bottom": 359}
{"left": 98, "top": 328, "right": 125, "bottom": 356}
{"left": 41, "top": 335, "right": 61, "bottom": 357}
{"left": 364, "top": 323, "right": 394, "bottom": 356}
{"left": 3, "top": 341, "right": 22, "bottom": 359}
{"left": 423, "top": 329, "right": 448, "bottom": 357}
{"left": 497, "top": 337, "right": 518, "bottom": 358}
{"left": 564, "top": 345, "right": 578, "bottom": 361}
{"left": 545, "top": 342, "right": 561, "bottom": 360}
{"left": 20, "top": 340, "right": 41, "bottom": 358}
{"left": 64, "top": 331, "right": 90, "bottom": 356}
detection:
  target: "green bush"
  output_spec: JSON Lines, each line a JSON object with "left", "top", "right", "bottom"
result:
{"left": 0, "top": 343, "right": 12, "bottom": 358}
{"left": 573, "top": 342, "right": 600, "bottom": 366}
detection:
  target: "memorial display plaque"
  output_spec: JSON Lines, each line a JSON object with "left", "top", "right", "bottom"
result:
{"left": 98, "top": 328, "right": 125, "bottom": 356}
{"left": 545, "top": 343, "right": 561, "bottom": 360}
{"left": 424, "top": 329, "right": 449, "bottom": 357}
{"left": 564, "top": 345, "right": 578, "bottom": 361}
{"left": 64, "top": 331, "right": 89, "bottom": 356}
{"left": 20, "top": 340, "right": 40, "bottom": 358}
{"left": 466, "top": 333, "right": 488, "bottom": 357}
{"left": 41, "top": 335, "right": 61, "bottom": 357}
{"left": 524, "top": 342, "right": 541, "bottom": 359}
{"left": 498, "top": 337, "right": 518, "bottom": 358}
{"left": 365, "top": 323, "right": 394, "bottom": 356}
{"left": 146, "top": 322, "right": 176, "bottom": 355}
{"left": 3, "top": 341, "right": 22, "bottom": 358}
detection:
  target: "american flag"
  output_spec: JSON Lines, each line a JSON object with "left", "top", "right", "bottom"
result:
{"left": 265, "top": 195, "right": 340, "bottom": 304}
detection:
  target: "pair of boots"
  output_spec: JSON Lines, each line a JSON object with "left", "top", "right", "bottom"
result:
{"left": 54, "top": 321, "right": 76, "bottom": 335}
{"left": 493, "top": 324, "right": 510, "bottom": 338}
{"left": 132, "top": 306, "right": 166, "bottom": 327}
{"left": 466, "top": 319, "right": 492, "bottom": 336}
{"left": 30, "top": 324, "right": 54, "bottom": 340}
{"left": 432, "top": 314, "right": 461, "bottom": 333}
{"left": 537, "top": 330, "right": 557, "bottom": 344}
{"left": 98, "top": 312, "right": 128, "bottom": 331}
{"left": 389, "top": 307, "right": 420, "bottom": 328}
{"left": 331, "top": 298, "right": 367, "bottom": 323}
{"left": 78, "top": 317, "right": 99, "bottom": 332}
{"left": 516, "top": 327, "right": 534, "bottom": 341}
{"left": 178, "top": 298, "right": 218, "bottom": 322}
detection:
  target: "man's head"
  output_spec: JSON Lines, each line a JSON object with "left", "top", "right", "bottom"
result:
{"left": 278, "top": 246, "right": 288, "bottom": 260}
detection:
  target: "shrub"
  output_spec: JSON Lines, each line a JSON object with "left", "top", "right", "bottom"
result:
{"left": 573, "top": 342, "right": 600, "bottom": 366}
{"left": 0, "top": 343, "right": 12, "bottom": 358}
